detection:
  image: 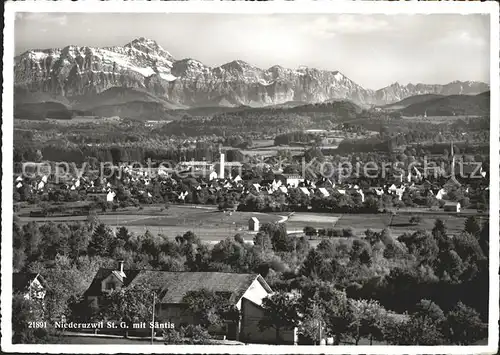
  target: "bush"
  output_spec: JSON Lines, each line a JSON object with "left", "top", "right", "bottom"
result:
{"left": 303, "top": 226, "right": 317, "bottom": 239}
{"left": 183, "top": 325, "right": 212, "bottom": 344}
{"left": 342, "top": 228, "right": 355, "bottom": 238}
{"left": 163, "top": 328, "right": 184, "bottom": 344}
{"left": 163, "top": 325, "right": 212, "bottom": 345}
{"left": 409, "top": 216, "right": 422, "bottom": 225}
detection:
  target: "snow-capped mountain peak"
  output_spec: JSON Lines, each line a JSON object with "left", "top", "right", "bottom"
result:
{"left": 14, "top": 38, "right": 490, "bottom": 107}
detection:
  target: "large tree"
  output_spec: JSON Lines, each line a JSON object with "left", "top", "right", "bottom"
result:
{"left": 464, "top": 216, "right": 482, "bottom": 237}
{"left": 182, "top": 289, "right": 239, "bottom": 330}
{"left": 259, "top": 291, "right": 301, "bottom": 344}
{"left": 445, "top": 301, "right": 487, "bottom": 345}
{"left": 100, "top": 284, "right": 154, "bottom": 338}
{"left": 348, "top": 299, "right": 387, "bottom": 345}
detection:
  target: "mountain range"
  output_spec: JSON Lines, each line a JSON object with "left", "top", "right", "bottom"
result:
{"left": 14, "top": 37, "right": 490, "bottom": 115}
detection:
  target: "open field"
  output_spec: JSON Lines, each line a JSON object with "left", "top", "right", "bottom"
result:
{"left": 282, "top": 211, "right": 487, "bottom": 238}
{"left": 326, "top": 212, "right": 485, "bottom": 237}
{"left": 17, "top": 204, "right": 284, "bottom": 242}
{"left": 401, "top": 115, "right": 480, "bottom": 124}
{"left": 285, "top": 212, "right": 340, "bottom": 231}
{"left": 46, "top": 116, "right": 122, "bottom": 125}
{"left": 17, "top": 204, "right": 487, "bottom": 245}
{"left": 241, "top": 144, "right": 307, "bottom": 158}
{"left": 251, "top": 139, "right": 275, "bottom": 148}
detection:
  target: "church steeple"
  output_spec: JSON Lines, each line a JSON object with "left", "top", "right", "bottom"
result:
{"left": 450, "top": 140, "right": 456, "bottom": 177}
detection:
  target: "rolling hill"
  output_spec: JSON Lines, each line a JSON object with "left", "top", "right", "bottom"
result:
{"left": 14, "top": 101, "right": 85, "bottom": 120}
{"left": 381, "top": 94, "right": 445, "bottom": 110}
{"left": 89, "top": 100, "right": 181, "bottom": 121}
{"left": 400, "top": 91, "right": 490, "bottom": 117}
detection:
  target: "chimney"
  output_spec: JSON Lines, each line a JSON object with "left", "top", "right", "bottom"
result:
{"left": 118, "top": 260, "right": 125, "bottom": 277}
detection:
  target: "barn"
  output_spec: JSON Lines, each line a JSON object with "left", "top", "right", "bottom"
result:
{"left": 84, "top": 265, "right": 297, "bottom": 344}
{"left": 443, "top": 201, "right": 461, "bottom": 213}
{"left": 249, "top": 217, "right": 260, "bottom": 232}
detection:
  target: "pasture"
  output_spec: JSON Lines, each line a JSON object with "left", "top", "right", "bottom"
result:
{"left": 17, "top": 203, "right": 486, "bottom": 246}
{"left": 285, "top": 212, "right": 341, "bottom": 233}
{"left": 285, "top": 211, "right": 484, "bottom": 238}
{"left": 46, "top": 116, "right": 122, "bottom": 125}
{"left": 17, "top": 204, "right": 284, "bottom": 243}
{"left": 400, "top": 115, "right": 479, "bottom": 124}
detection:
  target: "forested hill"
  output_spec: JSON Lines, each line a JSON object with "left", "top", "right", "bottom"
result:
{"left": 400, "top": 91, "right": 490, "bottom": 117}
{"left": 381, "top": 94, "right": 445, "bottom": 110}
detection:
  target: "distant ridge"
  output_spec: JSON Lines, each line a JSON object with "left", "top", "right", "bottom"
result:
{"left": 400, "top": 91, "right": 490, "bottom": 117}
{"left": 381, "top": 94, "right": 445, "bottom": 110}
{"left": 13, "top": 37, "right": 490, "bottom": 117}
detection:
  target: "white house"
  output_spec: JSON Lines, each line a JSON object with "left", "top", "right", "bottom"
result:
{"left": 209, "top": 171, "right": 218, "bottom": 181}
{"left": 271, "top": 179, "right": 282, "bottom": 191}
{"left": 284, "top": 175, "right": 304, "bottom": 188}
{"left": 249, "top": 217, "right": 260, "bottom": 232}
{"left": 106, "top": 191, "right": 116, "bottom": 202}
{"left": 395, "top": 186, "right": 406, "bottom": 201}
{"left": 435, "top": 188, "right": 446, "bottom": 200}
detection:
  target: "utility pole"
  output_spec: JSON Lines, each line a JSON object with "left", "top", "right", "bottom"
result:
{"left": 151, "top": 292, "right": 156, "bottom": 345}
{"left": 318, "top": 319, "right": 322, "bottom": 345}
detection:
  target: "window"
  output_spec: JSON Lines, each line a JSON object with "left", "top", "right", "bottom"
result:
{"left": 105, "top": 282, "right": 115, "bottom": 290}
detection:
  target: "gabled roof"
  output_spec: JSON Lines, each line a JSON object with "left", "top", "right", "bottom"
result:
{"left": 128, "top": 271, "right": 267, "bottom": 304}
{"left": 84, "top": 270, "right": 271, "bottom": 305}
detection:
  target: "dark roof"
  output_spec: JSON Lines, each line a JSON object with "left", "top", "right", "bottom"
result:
{"left": 13, "top": 273, "right": 46, "bottom": 293}
{"left": 84, "top": 270, "right": 271, "bottom": 304}
{"left": 128, "top": 271, "right": 266, "bottom": 304}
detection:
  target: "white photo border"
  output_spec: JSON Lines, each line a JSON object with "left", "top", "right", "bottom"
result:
{"left": 2, "top": 1, "right": 499, "bottom": 354}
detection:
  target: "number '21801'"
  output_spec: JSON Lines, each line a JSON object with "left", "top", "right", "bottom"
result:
{"left": 28, "top": 321, "right": 47, "bottom": 328}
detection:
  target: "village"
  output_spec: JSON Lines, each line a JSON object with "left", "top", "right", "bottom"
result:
{"left": 8, "top": 8, "right": 494, "bottom": 349}
{"left": 12, "top": 138, "right": 490, "bottom": 345}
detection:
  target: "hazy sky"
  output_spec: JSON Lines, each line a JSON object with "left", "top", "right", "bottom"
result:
{"left": 15, "top": 13, "right": 490, "bottom": 89}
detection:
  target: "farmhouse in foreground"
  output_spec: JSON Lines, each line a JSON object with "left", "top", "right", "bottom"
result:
{"left": 84, "top": 263, "right": 296, "bottom": 344}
